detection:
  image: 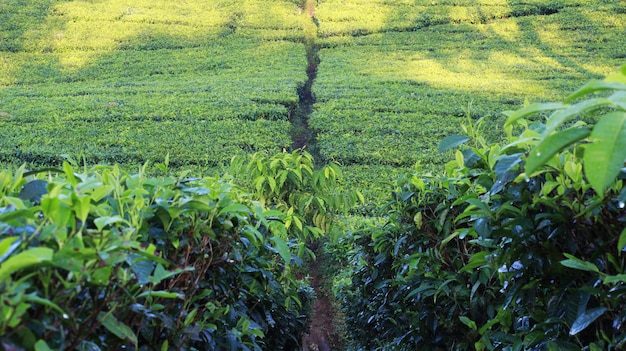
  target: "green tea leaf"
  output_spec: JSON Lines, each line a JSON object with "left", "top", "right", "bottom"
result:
{"left": 92, "top": 266, "right": 113, "bottom": 285}
{"left": 137, "top": 290, "right": 184, "bottom": 299}
{"left": 460, "top": 251, "right": 489, "bottom": 273}
{"left": 218, "top": 203, "right": 250, "bottom": 216}
{"left": 34, "top": 340, "right": 53, "bottom": 351}
{"left": 0, "top": 237, "right": 21, "bottom": 263}
{"left": 24, "top": 293, "right": 66, "bottom": 315}
{"left": 438, "top": 135, "right": 470, "bottom": 152}
{"left": 560, "top": 253, "right": 599, "bottom": 273}
{"left": 459, "top": 316, "right": 477, "bottom": 330}
{"left": 98, "top": 312, "right": 138, "bottom": 345}
{"left": 602, "top": 274, "right": 626, "bottom": 285}
{"left": 270, "top": 236, "right": 291, "bottom": 264}
{"left": 465, "top": 198, "right": 492, "bottom": 217}
{"left": 19, "top": 179, "right": 48, "bottom": 202}
{"left": 584, "top": 112, "right": 626, "bottom": 197}
{"left": 0, "top": 247, "right": 54, "bottom": 281}
{"left": 566, "top": 81, "right": 626, "bottom": 102}
{"left": 94, "top": 216, "right": 127, "bottom": 231}
{"left": 543, "top": 98, "right": 611, "bottom": 137}
{"left": 505, "top": 102, "right": 567, "bottom": 127}
{"left": 618, "top": 227, "right": 626, "bottom": 253}
{"left": 569, "top": 307, "right": 607, "bottom": 335}
{"left": 525, "top": 127, "right": 590, "bottom": 175}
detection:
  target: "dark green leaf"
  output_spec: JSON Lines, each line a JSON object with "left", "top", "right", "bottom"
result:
{"left": 132, "top": 259, "right": 155, "bottom": 285}
{"left": 98, "top": 312, "right": 138, "bottom": 345}
{"left": 569, "top": 307, "right": 607, "bottom": 335}
{"left": 494, "top": 153, "right": 523, "bottom": 177}
{"left": 19, "top": 180, "right": 48, "bottom": 201}
{"left": 438, "top": 135, "right": 470, "bottom": 152}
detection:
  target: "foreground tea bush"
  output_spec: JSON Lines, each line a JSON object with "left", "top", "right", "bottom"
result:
{"left": 0, "top": 163, "right": 312, "bottom": 350}
{"left": 335, "top": 67, "right": 626, "bottom": 350}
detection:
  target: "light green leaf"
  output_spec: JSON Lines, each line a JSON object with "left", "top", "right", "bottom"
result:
{"left": 34, "top": 340, "right": 53, "bottom": 351}
{"left": 0, "top": 237, "right": 21, "bottom": 263}
{"left": 602, "top": 274, "right": 626, "bottom": 285}
{"left": 137, "top": 290, "right": 184, "bottom": 299}
{"left": 460, "top": 251, "right": 489, "bottom": 273}
{"left": 618, "top": 227, "right": 626, "bottom": 253}
{"left": 270, "top": 236, "right": 291, "bottom": 264}
{"left": 459, "top": 316, "right": 477, "bottom": 330}
{"left": 569, "top": 307, "right": 607, "bottom": 335}
{"left": 25, "top": 293, "right": 66, "bottom": 315}
{"left": 98, "top": 312, "right": 138, "bottom": 345}
{"left": 63, "top": 162, "right": 77, "bottom": 187}
{"left": 583, "top": 112, "right": 626, "bottom": 197}
{"left": 94, "top": 216, "right": 127, "bottom": 231}
{"left": 544, "top": 98, "right": 611, "bottom": 137}
{"left": 505, "top": 102, "right": 567, "bottom": 127}
{"left": 465, "top": 198, "right": 491, "bottom": 217}
{"left": 0, "top": 247, "right": 53, "bottom": 281}
{"left": 560, "top": 253, "right": 599, "bottom": 273}
{"left": 149, "top": 264, "right": 194, "bottom": 284}
{"left": 74, "top": 195, "right": 91, "bottom": 225}
{"left": 184, "top": 308, "right": 198, "bottom": 327}
{"left": 525, "top": 127, "right": 591, "bottom": 175}
{"left": 267, "top": 176, "right": 277, "bottom": 192}
{"left": 218, "top": 203, "right": 250, "bottom": 216}
{"left": 438, "top": 135, "right": 470, "bottom": 152}
{"left": 566, "top": 81, "right": 626, "bottom": 102}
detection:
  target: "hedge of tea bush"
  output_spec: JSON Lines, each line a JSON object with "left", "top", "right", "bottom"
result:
{"left": 334, "top": 67, "right": 626, "bottom": 350}
{"left": 0, "top": 162, "right": 313, "bottom": 350}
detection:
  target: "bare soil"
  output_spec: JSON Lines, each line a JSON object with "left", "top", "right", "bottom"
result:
{"left": 301, "top": 259, "right": 337, "bottom": 351}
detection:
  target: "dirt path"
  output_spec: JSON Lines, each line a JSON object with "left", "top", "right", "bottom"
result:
{"left": 293, "top": 2, "right": 342, "bottom": 348}
{"left": 301, "top": 257, "right": 335, "bottom": 351}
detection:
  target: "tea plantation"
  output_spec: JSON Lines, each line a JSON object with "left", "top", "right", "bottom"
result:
{"left": 0, "top": 0, "right": 306, "bottom": 170}
{"left": 1, "top": 0, "right": 625, "bottom": 350}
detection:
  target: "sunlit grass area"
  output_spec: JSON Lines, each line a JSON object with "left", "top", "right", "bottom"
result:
{"left": 0, "top": 0, "right": 307, "bottom": 171}
{"left": 311, "top": 0, "right": 626, "bottom": 204}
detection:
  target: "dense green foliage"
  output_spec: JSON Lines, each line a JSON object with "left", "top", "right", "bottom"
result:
{"left": 312, "top": 0, "right": 625, "bottom": 205}
{"left": 0, "top": 164, "right": 312, "bottom": 350}
{"left": 334, "top": 67, "right": 626, "bottom": 350}
{"left": 231, "top": 150, "right": 363, "bottom": 244}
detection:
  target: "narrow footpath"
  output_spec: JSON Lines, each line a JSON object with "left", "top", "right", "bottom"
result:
{"left": 294, "top": 1, "right": 340, "bottom": 350}
{"left": 290, "top": 0, "right": 320, "bottom": 154}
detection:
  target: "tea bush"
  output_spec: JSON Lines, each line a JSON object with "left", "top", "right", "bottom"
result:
{"left": 335, "top": 67, "right": 626, "bottom": 350}
{"left": 230, "top": 150, "right": 363, "bottom": 245}
{"left": 0, "top": 162, "right": 312, "bottom": 350}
